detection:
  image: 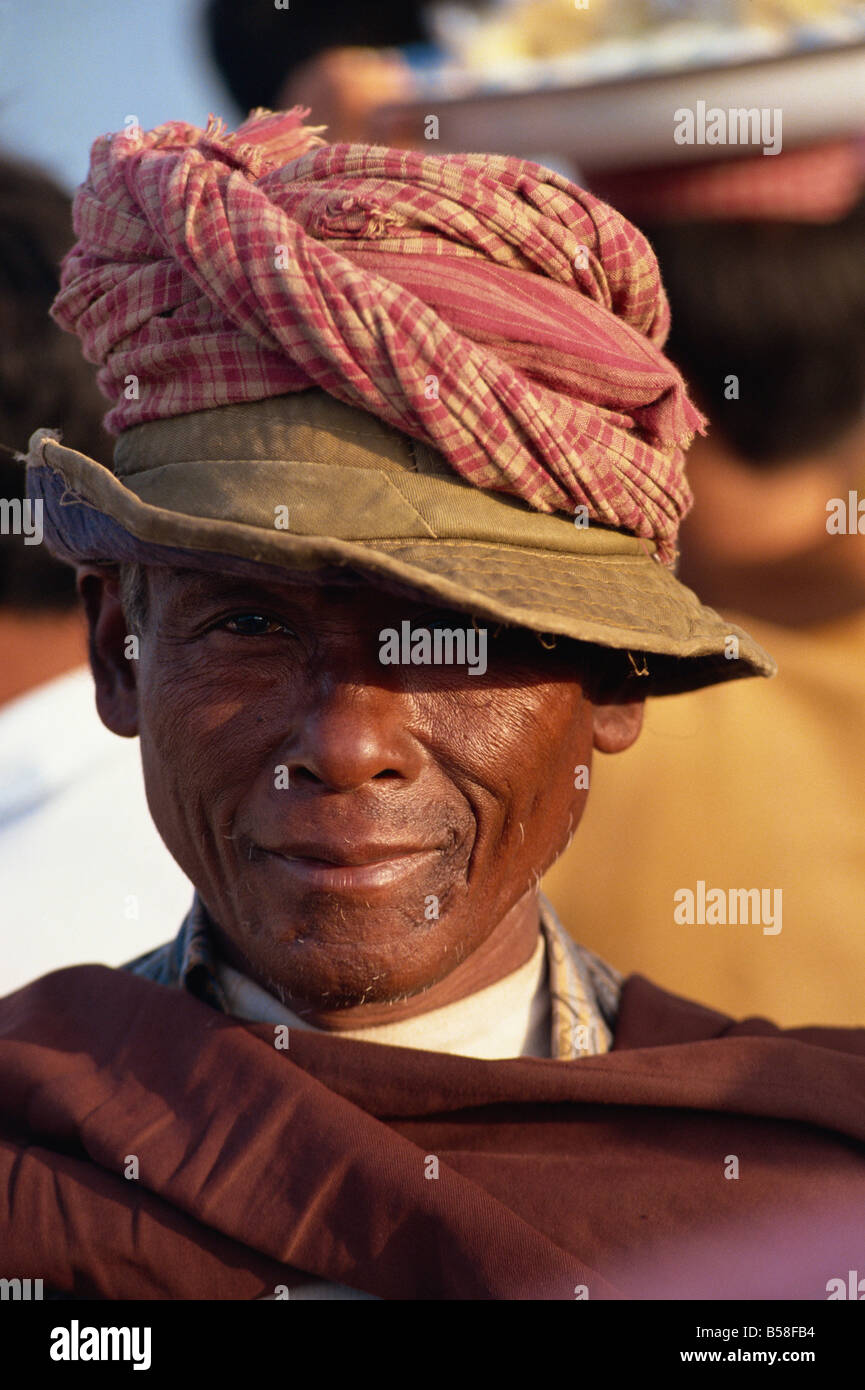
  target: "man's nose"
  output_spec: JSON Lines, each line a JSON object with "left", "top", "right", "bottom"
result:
{"left": 285, "top": 679, "right": 424, "bottom": 792}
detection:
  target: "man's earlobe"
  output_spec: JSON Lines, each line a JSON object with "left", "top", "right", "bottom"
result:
{"left": 591, "top": 698, "right": 644, "bottom": 755}
{"left": 76, "top": 567, "right": 140, "bottom": 738}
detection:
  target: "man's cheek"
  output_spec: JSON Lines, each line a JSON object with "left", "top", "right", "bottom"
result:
{"left": 144, "top": 660, "right": 241, "bottom": 740}
{"left": 139, "top": 699, "right": 252, "bottom": 822}
{"left": 542, "top": 786, "right": 590, "bottom": 869}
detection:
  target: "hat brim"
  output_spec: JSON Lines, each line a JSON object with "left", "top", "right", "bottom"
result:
{"left": 26, "top": 422, "right": 774, "bottom": 696}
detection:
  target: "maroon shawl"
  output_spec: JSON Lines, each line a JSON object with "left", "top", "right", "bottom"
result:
{"left": 0, "top": 966, "right": 863, "bottom": 1300}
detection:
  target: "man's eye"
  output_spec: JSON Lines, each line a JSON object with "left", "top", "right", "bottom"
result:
{"left": 219, "top": 614, "right": 290, "bottom": 637}
{"left": 416, "top": 609, "right": 462, "bottom": 630}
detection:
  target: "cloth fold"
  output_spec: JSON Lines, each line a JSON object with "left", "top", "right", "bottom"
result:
{"left": 1, "top": 963, "right": 863, "bottom": 1300}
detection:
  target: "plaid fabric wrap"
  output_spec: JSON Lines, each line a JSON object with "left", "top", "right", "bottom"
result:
{"left": 52, "top": 108, "right": 705, "bottom": 563}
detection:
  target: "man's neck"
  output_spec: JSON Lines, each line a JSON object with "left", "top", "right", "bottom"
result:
{"left": 678, "top": 429, "right": 865, "bottom": 628}
{"left": 681, "top": 532, "right": 865, "bottom": 628}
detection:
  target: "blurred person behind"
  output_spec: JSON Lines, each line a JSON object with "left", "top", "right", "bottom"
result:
{"left": 543, "top": 140, "right": 865, "bottom": 1026}
{"left": 204, "top": 0, "right": 438, "bottom": 140}
{"left": 0, "top": 154, "right": 191, "bottom": 993}
{"left": 203, "top": 1, "right": 584, "bottom": 174}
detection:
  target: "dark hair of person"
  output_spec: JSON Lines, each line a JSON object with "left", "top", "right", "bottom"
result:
{"left": 642, "top": 197, "right": 865, "bottom": 466}
{"left": 204, "top": 0, "right": 431, "bottom": 116}
{"left": 0, "top": 154, "right": 110, "bottom": 610}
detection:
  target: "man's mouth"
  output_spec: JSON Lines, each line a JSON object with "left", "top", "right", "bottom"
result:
{"left": 256, "top": 843, "right": 441, "bottom": 892}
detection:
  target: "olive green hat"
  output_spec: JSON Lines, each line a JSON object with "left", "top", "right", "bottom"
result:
{"left": 26, "top": 387, "right": 775, "bottom": 695}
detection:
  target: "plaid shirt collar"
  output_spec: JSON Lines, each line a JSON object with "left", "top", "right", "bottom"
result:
{"left": 126, "top": 892, "right": 621, "bottom": 1060}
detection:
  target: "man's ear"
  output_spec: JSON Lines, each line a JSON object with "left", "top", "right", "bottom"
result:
{"left": 75, "top": 566, "right": 139, "bottom": 738}
{"left": 591, "top": 696, "right": 644, "bottom": 754}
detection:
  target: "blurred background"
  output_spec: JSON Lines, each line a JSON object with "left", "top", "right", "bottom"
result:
{"left": 2, "top": 0, "right": 865, "bottom": 1024}
{"left": 0, "top": 0, "right": 225, "bottom": 191}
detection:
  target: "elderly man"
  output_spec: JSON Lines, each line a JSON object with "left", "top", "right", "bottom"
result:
{"left": 2, "top": 109, "right": 864, "bottom": 1302}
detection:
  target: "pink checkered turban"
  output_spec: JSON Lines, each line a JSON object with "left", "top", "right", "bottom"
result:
{"left": 52, "top": 108, "right": 705, "bottom": 564}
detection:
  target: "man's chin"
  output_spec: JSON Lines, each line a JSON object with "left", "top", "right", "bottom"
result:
{"left": 262, "top": 954, "right": 448, "bottom": 1015}
{"left": 227, "top": 906, "right": 469, "bottom": 1014}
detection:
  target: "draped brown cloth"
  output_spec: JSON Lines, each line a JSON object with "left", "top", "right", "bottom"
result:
{"left": 0, "top": 965, "right": 863, "bottom": 1300}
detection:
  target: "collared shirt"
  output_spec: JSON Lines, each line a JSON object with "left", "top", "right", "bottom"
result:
{"left": 124, "top": 892, "right": 622, "bottom": 1059}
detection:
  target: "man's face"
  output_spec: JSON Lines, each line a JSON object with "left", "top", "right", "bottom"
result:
{"left": 85, "top": 566, "right": 641, "bottom": 1011}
